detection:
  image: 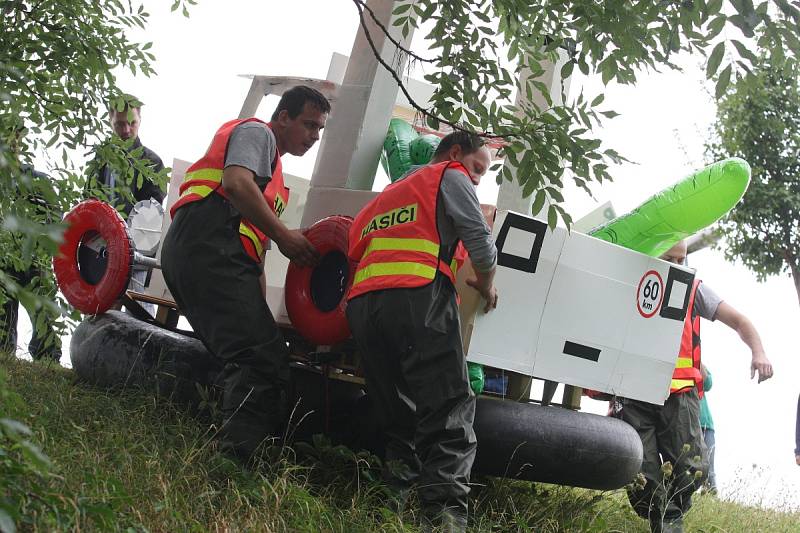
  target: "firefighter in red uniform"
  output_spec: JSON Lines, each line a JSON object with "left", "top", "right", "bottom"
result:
{"left": 615, "top": 239, "right": 773, "bottom": 533}
{"left": 346, "top": 132, "right": 498, "bottom": 532}
{"left": 161, "top": 86, "right": 328, "bottom": 461}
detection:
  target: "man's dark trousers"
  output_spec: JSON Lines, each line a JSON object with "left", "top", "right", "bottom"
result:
{"left": 617, "top": 388, "right": 709, "bottom": 530}
{"left": 161, "top": 195, "right": 289, "bottom": 460}
{"left": 346, "top": 275, "right": 476, "bottom": 525}
{"left": 1, "top": 264, "right": 61, "bottom": 360}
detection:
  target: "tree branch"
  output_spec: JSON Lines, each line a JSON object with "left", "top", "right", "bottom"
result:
{"left": 352, "top": 0, "right": 437, "bottom": 64}
{"left": 351, "top": 0, "right": 533, "bottom": 140}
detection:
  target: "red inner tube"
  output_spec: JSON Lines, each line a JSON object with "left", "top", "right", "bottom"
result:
{"left": 284, "top": 216, "right": 355, "bottom": 346}
{"left": 53, "top": 199, "right": 133, "bottom": 315}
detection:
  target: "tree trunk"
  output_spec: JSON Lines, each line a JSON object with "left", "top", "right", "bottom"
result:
{"left": 782, "top": 248, "right": 800, "bottom": 308}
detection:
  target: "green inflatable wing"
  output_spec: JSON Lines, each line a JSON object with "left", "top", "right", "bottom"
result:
{"left": 589, "top": 158, "right": 751, "bottom": 257}
{"left": 382, "top": 118, "right": 441, "bottom": 181}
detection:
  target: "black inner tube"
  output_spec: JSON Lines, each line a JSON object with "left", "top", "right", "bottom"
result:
{"left": 77, "top": 230, "right": 108, "bottom": 285}
{"left": 310, "top": 251, "right": 349, "bottom": 313}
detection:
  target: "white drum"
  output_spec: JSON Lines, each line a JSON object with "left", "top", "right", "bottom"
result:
{"left": 127, "top": 198, "right": 164, "bottom": 257}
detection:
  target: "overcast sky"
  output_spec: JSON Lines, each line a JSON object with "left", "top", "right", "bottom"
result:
{"left": 17, "top": 0, "right": 799, "bottom": 510}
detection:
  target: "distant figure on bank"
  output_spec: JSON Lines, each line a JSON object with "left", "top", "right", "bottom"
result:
{"left": 699, "top": 364, "right": 717, "bottom": 494}
{"left": 87, "top": 96, "right": 166, "bottom": 215}
{"left": 795, "top": 393, "right": 799, "bottom": 466}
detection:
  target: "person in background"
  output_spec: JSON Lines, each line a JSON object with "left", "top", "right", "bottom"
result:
{"left": 87, "top": 96, "right": 165, "bottom": 215}
{"left": 0, "top": 124, "right": 62, "bottom": 361}
{"left": 699, "top": 364, "right": 717, "bottom": 494}
{"left": 795, "top": 393, "right": 799, "bottom": 466}
{"left": 85, "top": 95, "right": 166, "bottom": 315}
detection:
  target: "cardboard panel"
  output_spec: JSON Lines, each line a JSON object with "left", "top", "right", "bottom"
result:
{"left": 467, "top": 211, "right": 566, "bottom": 375}
{"left": 467, "top": 209, "right": 694, "bottom": 405}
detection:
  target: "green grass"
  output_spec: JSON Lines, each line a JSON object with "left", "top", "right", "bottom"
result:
{"left": 1, "top": 353, "right": 798, "bottom": 532}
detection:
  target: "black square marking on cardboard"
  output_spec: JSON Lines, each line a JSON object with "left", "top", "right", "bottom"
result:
{"left": 563, "top": 341, "right": 601, "bottom": 362}
{"left": 659, "top": 266, "right": 695, "bottom": 321}
{"left": 495, "top": 213, "right": 547, "bottom": 273}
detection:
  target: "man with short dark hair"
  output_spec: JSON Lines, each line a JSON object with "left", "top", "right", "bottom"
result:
{"left": 88, "top": 97, "right": 165, "bottom": 216}
{"left": 161, "top": 85, "right": 328, "bottom": 462}
{"left": 84, "top": 96, "right": 166, "bottom": 312}
{"left": 346, "top": 130, "right": 498, "bottom": 532}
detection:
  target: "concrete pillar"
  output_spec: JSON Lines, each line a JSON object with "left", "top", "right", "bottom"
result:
{"left": 496, "top": 50, "right": 572, "bottom": 216}
{"left": 308, "top": 0, "right": 413, "bottom": 192}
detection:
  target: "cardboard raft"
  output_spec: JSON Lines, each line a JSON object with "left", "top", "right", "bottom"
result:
{"left": 460, "top": 210, "right": 695, "bottom": 405}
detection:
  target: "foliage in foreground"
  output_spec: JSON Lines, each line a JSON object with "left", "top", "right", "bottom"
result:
{"left": 0, "top": 1, "right": 185, "bottom": 355}
{"left": 2, "top": 354, "right": 799, "bottom": 532}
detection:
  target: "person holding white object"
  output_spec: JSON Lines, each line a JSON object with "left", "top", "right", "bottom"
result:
{"left": 615, "top": 239, "right": 773, "bottom": 533}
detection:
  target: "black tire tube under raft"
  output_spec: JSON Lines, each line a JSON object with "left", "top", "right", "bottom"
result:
{"left": 70, "top": 311, "right": 642, "bottom": 490}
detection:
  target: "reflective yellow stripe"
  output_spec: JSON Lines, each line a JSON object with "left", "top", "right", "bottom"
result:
{"left": 353, "top": 262, "right": 437, "bottom": 286}
{"left": 180, "top": 184, "right": 215, "bottom": 199}
{"left": 674, "top": 357, "right": 694, "bottom": 369}
{"left": 449, "top": 257, "right": 458, "bottom": 277}
{"left": 184, "top": 167, "right": 223, "bottom": 183}
{"left": 670, "top": 378, "right": 695, "bottom": 391}
{"left": 361, "top": 237, "right": 440, "bottom": 260}
{"left": 239, "top": 223, "right": 264, "bottom": 258}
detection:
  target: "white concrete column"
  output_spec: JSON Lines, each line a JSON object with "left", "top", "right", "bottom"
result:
{"left": 496, "top": 50, "right": 572, "bottom": 216}
{"left": 307, "top": 0, "right": 413, "bottom": 192}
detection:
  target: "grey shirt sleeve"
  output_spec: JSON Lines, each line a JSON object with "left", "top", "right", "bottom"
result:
{"left": 437, "top": 167, "right": 497, "bottom": 272}
{"left": 694, "top": 282, "right": 723, "bottom": 321}
{"left": 224, "top": 122, "right": 276, "bottom": 185}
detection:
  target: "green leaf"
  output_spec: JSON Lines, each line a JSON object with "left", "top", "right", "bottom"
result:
{"left": 522, "top": 178, "right": 536, "bottom": 198}
{"left": 0, "top": 509, "right": 15, "bottom": 533}
{"left": 731, "top": 39, "right": 758, "bottom": 63}
{"left": 547, "top": 205, "right": 558, "bottom": 229}
{"left": 600, "top": 62, "right": 617, "bottom": 84}
{"left": 0, "top": 418, "right": 32, "bottom": 439}
{"left": 531, "top": 189, "right": 547, "bottom": 217}
{"left": 18, "top": 440, "right": 53, "bottom": 470}
{"left": 392, "top": 3, "right": 411, "bottom": 15}
{"left": 728, "top": 14, "right": 756, "bottom": 38}
{"left": 590, "top": 93, "right": 604, "bottom": 106}
{"left": 546, "top": 187, "right": 564, "bottom": 203}
{"left": 707, "top": 0, "right": 724, "bottom": 15}
{"left": 715, "top": 64, "right": 733, "bottom": 98}
{"left": 706, "top": 41, "right": 725, "bottom": 78}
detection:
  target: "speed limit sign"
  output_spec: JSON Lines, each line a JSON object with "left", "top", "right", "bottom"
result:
{"left": 636, "top": 270, "right": 664, "bottom": 318}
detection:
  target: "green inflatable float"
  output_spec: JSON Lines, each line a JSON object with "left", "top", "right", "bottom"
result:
{"left": 589, "top": 157, "right": 751, "bottom": 257}
{"left": 381, "top": 118, "right": 441, "bottom": 181}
